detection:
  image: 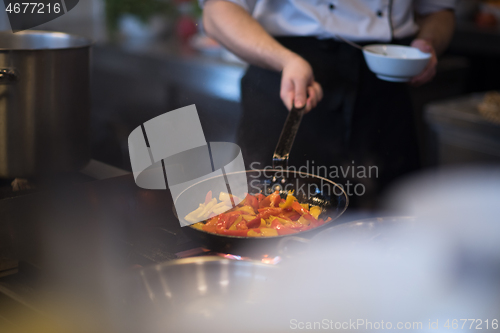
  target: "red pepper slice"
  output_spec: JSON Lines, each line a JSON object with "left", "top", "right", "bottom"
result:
{"left": 225, "top": 214, "right": 239, "bottom": 229}
{"left": 270, "top": 220, "right": 298, "bottom": 235}
{"left": 302, "top": 213, "right": 316, "bottom": 221}
{"left": 277, "top": 227, "right": 298, "bottom": 235}
{"left": 315, "top": 217, "right": 331, "bottom": 227}
{"left": 202, "top": 224, "right": 216, "bottom": 233}
{"left": 236, "top": 220, "right": 248, "bottom": 230}
{"left": 292, "top": 201, "right": 310, "bottom": 215}
{"left": 269, "top": 191, "right": 281, "bottom": 207}
{"left": 277, "top": 214, "right": 292, "bottom": 222}
{"left": 259, "top": 196, "right": 271, "bottom": 209}
{"left": 287, "top": 222, "right": 304, "bottom": 230}
{"left": 286, "top": 213, "right": 301, "bottom": 221}
{"left": 298, "top": 225, "right": 313, "bottom": 231}
{"left": 244, "top": 193, "right": 259, "bottom": 212}
{"left": 215, "top": 215, "right": 225, "bottom": 232}
{"left": 205, "top": 216, "right": 218, "bottom": 227}
{"left": 208, "top": 216, "right": 219, "bottom": 224}
{"left": 226, "top": 210, "right": 251, "bottom": 216}
{"left": 259, "top": 208, "right": 282, "bottom": 219}
{"left": 246, "top": 214, "right": 262, "bottom": 228}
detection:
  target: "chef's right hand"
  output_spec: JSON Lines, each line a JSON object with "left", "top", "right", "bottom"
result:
{"left": 280, "top": 54, "right": 323, "bottom": 113}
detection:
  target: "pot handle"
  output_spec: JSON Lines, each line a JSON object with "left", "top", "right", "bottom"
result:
{"left": 0, "top": 69, "right": 17, "bottom": 84}
{"left": 277, "top": 236, "right": 311, "bottom": 258}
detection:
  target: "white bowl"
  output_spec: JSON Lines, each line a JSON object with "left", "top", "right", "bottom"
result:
{"left": 362, "top": 44, "right": 432, "bottom": 82}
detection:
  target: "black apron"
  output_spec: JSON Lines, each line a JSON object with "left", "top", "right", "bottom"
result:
{"left": 237, "top": 37, "right": 420, "bottom": 208}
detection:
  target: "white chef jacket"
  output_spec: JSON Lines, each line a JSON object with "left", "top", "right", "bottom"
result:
{"left": 200, "top": 0, "right": 456, "bottom": 42}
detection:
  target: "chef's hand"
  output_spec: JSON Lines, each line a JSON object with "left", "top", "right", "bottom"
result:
{"left": 410, "top": 39, "right": 438, "bottom": 86}
{"left": 280, "top": 54, "right": 323, "bottom": 113}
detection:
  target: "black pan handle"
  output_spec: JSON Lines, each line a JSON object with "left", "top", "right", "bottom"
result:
{"left": 272, "top": 104, "right": 306, "bottom": 171}
{"left": 0, "top": 69, "right": 17, "bottom": 84}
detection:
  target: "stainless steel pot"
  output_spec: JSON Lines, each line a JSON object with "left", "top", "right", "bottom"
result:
{"left": 119, "top": 257, "right": 277, "bottom": 333}
{"left": 0, "top": 31, "right": 92, "bottom": 177}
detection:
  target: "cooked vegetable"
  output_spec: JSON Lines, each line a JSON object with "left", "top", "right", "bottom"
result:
{"left": 185, "top": 190, "right": 332, "bottom": 237}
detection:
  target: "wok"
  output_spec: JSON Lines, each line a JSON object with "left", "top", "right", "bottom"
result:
{"left": 278, "top": 216, "right": 417, "bottom": 257}
{"left": 175, "top": 169, "right": 348, "bottom": 256}
{"left": 174, "top": 105, "right": 348, "bottom": 256}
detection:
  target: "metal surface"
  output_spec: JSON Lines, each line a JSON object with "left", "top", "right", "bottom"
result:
{"left": 121, "top": 256, "right": 276, "bottom": 333}
{"left": 0, "top": 69, "right": 17, "bottom": 84}
{"left": 177, "top": 169, "right": 348, "bottom": 256}
{"left": 0, "top": 31, "right": 92, "bottom": 177}
{"left": 272, "top": 105, "right": 305, "bottom": 172}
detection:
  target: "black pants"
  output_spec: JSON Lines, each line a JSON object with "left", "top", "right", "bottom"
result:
{"left": 237, "top": 37, "right": 420, "bottom": 208}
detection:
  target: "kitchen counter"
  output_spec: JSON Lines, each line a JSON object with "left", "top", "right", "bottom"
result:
{"left": 92, "top": 37, "right": 246, "bottom": 103}
{"left": 90, "top": 37, "right": 247, "bottom": 169}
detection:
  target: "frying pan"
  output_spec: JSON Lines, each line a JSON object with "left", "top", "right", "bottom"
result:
{"left": 277, "top": 216, "right": 417, "bottom": 258}
{"left": 174, "top": 106, "right": 349, "bottom": 256}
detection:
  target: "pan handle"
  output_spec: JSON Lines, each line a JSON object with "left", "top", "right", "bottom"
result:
{"left": 272, "top": 104, "right": 306, "bottom": 171}
{"left": 0, "top": 69, "right": 17, "bottom": 84}
{"left": 277, "top": 236, "right": 311, "bottom": 258}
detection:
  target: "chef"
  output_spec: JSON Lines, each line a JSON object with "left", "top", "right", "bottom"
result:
{"left": 200, "top": 0, "right": 456, "bottom": 207}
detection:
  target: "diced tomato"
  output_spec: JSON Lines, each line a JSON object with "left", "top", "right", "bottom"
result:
{"left": 204, "top": 190, "right": 212, "bottom": 205}
{"left": 256, "top": 193, "right": 266, "bottom": 203}
{"left": 245, "top": 194, "right": 259, "bottom": 211}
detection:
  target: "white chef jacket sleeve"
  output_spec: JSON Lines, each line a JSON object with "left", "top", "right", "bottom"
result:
{"left": 198, "top": 0, "right": 257, "bottom": 13}
{"left": 415, "top": 0, "right": 457, "bottom": 16}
